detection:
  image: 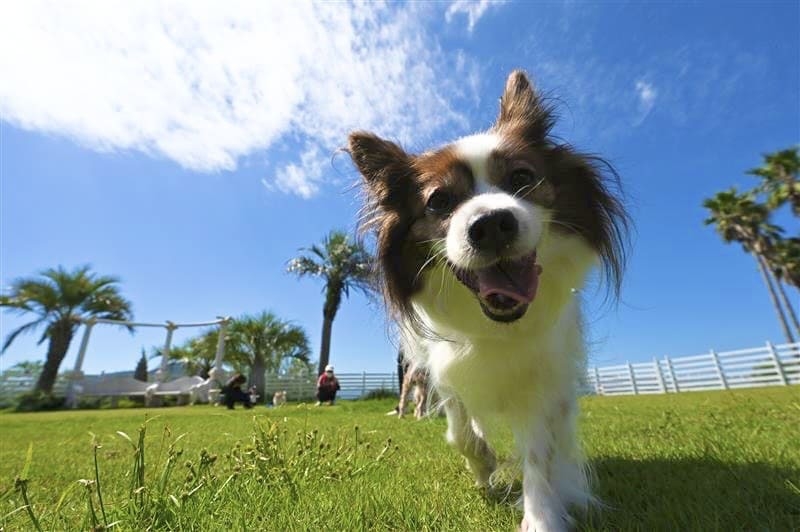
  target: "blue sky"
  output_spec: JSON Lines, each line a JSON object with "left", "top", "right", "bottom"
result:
{"left": 1, "top": 1, "right": 798, "bottom": 376}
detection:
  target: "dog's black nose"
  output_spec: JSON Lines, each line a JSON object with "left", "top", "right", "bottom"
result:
{"left": 467, "top": 209, "right": 519, "bottom": 251}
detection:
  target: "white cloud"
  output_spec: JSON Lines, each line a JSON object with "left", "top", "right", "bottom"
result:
{"left": 635, "top": 80, "right": 657, "bottom": 119}
{"left": 446, "top": 0, "right": 507, "bottom": 32}
{"left": 0, "top": 1, "right": 481, "bottom": 196}
{"left": 270, "top": 144, "right": 325, "bottom": 199}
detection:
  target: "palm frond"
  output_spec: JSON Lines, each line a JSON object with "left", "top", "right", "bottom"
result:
{"left": 1, "top": 317, "right": 48, "bottom": 353}
{"left": 3, "top": 278, "right": 61, "bottom": 315}
{"left": 2, "top": 265, "right": 135, "bottom": 359}
{"left": 286, "top": 256, "right": 324, "bottom": 277}
{"left": 81, "top": 286, "right": 134, "bottom": 322}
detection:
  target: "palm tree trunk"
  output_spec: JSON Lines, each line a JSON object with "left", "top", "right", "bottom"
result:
{"left": 252, "top": 355, "right": 266, "bottom": 399}
{"left": 774, "top": 276, "right": 800, "bottom": 336}
{"left": 35, "top": 319, "right": 75, "bottom": 394}
{"left": 318, "top": 283, "right": 342, "bottom": 376}
{"left": 318, "top": 315, "right": 334, "bottom": 375}
{"left": 756, "top": 254, "right": 795, "bottom": 343}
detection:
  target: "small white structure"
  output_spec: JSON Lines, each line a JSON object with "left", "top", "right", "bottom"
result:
{"left": 66, "top": 316, "right": 231, "bottom": 407}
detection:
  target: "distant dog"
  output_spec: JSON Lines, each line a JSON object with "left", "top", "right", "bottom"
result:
{"left": 349, "top": 70, "right": 627, "bottom": 531}
{"left": 248, "top": 386, "right": 260, "bottom": 406}
{"left": 398, "top": 363, "right": 429, "bottom": 419}
{"left": 272, "top": 390, "right": 287, "bottom": 407}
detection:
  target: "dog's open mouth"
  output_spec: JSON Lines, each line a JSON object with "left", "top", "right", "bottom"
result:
{"left": 451, "top": 251, "right": 542, "bottom": 323}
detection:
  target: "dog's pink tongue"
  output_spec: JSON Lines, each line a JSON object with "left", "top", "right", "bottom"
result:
{"left": 476, "top": 256, "right": 542, "bottom": 304}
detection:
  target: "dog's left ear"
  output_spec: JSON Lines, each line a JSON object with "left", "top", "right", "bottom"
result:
{"left": 348, "top": 131, "right": 416, "bottom": 209}
{"left": 495, "top": 70, "right": 554, "bottom": 141}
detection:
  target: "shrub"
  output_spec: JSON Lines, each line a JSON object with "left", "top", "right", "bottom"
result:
{"left": 14, "top": 391, "right": 66, "bottom": 412}
{"left": 362, "top": 388, "right": 398, "bottom": 400}
{"left": 76, "top": 397, "right": 144, "bottom": 409}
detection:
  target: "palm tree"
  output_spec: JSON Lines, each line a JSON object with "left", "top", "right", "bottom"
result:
{"left": 157, "top": 331, "right": 221, "bottom": 380}
{"left": 226, "top": 312, "right": 311, "bottom": 397}
{"left": 704, "top": 190, "right": 795, "bottom": 343}
{"left": 769, "top": 238, "right": 800, "bottom": 289}
{"left": 1, "top": 265, "right": 133, "bottom": 394}
{"left": 747, "top": 147, "right": 800, "bottom": 337}
{"left": 287, "top": 230, "right": 373, "bottom": 375}
{"left": 748, "top": 146, "right": 800, "bottom": 215}
{"left": 764, "top": 238, "right": 800, "bottom": 335}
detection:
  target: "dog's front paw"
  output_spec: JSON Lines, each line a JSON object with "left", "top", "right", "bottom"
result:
{"left": 519, "top": 513, "right": 568, "bottom": 532}
{"left": 468, "top": 459, "right": 495, "bottom": 488}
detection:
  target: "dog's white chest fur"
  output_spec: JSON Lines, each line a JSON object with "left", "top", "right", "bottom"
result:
{"left": 400, "top": 234, "right": 596, "bottom": 532}
{"left": 403, "top": 240, "right": 589, "bottom": 423}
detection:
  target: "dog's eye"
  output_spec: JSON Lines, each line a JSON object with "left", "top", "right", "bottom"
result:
{"left": 426, "top": 190, "right": 453, "bottom": 214}
{"left": 508, "top": 169, "right": 538, "bottom": 191}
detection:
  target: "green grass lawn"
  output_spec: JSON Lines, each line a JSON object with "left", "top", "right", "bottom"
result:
{"left": 1, "top": 386, "right": 798, "bottom": 531}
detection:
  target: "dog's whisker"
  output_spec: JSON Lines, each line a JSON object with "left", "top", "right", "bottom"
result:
{"left": 548, "top": 218, "right": 584, "bottom": 234}
{"left": 513, "top": 183, "right": 534, "bottom": 199}
{"left": 418, "top": 237, "right": 447, "bottom": 245}
{"left": 414, "top": 252, "right": 442, "bottom": 285}
{"left": 512, "top": 178, "right": 547, "bottom": 199}
{"left": 412, "top": 241, "right": 449, "bottom": 287}
{"left": 437, "top": 264, "right": 447, "bottom": 301}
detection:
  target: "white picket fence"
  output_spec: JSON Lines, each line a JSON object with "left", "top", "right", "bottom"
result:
{"left": 586, "top": 341, "right": 800, "bottom": 396}
{"left": 262, "top": 341, "right": 800, "bottom": 401}
{"left": 2, "top": 341, "right": 798, "bottom": 406}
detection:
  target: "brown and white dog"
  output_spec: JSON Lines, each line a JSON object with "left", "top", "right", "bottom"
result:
{"left": 397, "top": 362, "right": 429, "bottom": 419}
{"left": 349, "top": 70, "right": 627, "bottom": 531}
{"left": 272, "top": 390, "right": 287, "bottom": 407}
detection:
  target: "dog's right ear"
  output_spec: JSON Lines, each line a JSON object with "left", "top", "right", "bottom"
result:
{"left": 495, "top": 70, "right": 554, "bottom": 142}
{"left": 348, "top": 131, "right": 416, "bottom": 208}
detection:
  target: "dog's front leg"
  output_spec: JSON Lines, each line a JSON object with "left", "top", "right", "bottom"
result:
{"left": 516, "top": 416, "right": 569, "bottom": 532}
{"left": 443, "top": 396, "right": 496, "bottom": 486}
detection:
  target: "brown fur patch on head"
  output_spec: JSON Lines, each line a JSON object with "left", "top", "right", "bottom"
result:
{"left": 349, "top": 132, "right": 489, "bottom": 320}
{"left": 541, "top": 148, "right": 628, "bottom": 295}
{"left": 484, "top": 144, "right": 557, "bottom": 206}
{"left": 409, "top": 146, "right": 474, "bottom": 244}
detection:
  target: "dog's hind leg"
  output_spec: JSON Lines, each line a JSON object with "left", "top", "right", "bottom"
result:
{"left": 443, "top": 396, "right": 496, "bottom": 487}
{"left": 398, "top": 369, "right": 413, "bottom": 418}
{"left": 413, "top": 384, "right": 427, "bottom": 419}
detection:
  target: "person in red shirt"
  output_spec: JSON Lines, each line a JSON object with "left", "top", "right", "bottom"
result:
{"left": 316, "top": 365, "right": 340, "bottom": 406}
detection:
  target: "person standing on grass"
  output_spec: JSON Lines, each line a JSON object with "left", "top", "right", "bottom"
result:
{"left": 316, "top": 365, "right": 340, "bottom": 405}
{"left": 222, "top": 373, "right": 252, "bottom": 410}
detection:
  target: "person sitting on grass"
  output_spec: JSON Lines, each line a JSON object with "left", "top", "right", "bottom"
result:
{"left": 316, "top": 365, "right": 340, "bottom": 406}
{"left": 222, "top": 373, "right": 252, "bottom": 410}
